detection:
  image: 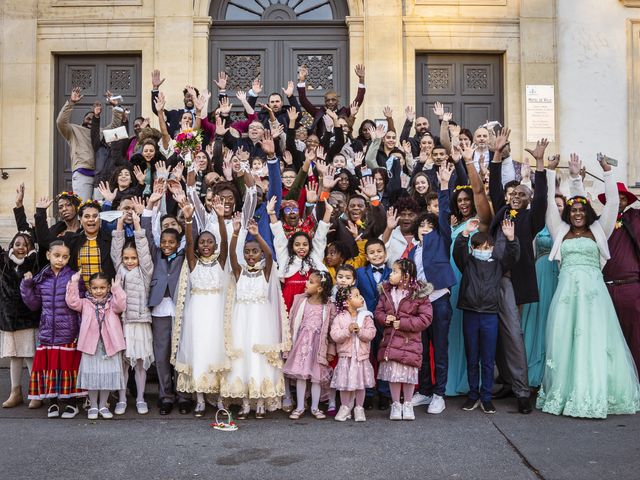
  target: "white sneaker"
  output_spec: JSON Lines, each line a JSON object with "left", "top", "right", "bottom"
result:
{"left": 136, "top": 401, "right": 148, "bottom": 415}
{"left": 114, "top": 401, "right": 127, "bottom": 415}
{"left": 402, "top": 402, "right": 415, "bottom": 420}
{"left": 87, "top": 408, "right": 98, "bottom": 420}
{"left": 334, "top": 405, "right": 352, "bottom": 422}
{"left": 353, "top": 406, "right": 366, "bottom": 422}
{"left": 427, "top": 394, "right": 446, "bottom": 414}
{"left": 411, "top": 392, "right": 432, "bottom": 406}
{"left": 389, "top": 401, "right": 403, "bottom": 420}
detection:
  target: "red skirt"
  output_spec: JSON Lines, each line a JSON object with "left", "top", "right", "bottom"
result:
{"left": 282, "top": 271, "right": 310, "bottom": 312}
{"left": 28, "top": 342, "right": 86, "bottom": 399}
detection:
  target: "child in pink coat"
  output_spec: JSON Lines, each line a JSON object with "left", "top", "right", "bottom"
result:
{"left": 66, "top": 271, "right": 126, "bottom": 420}
{"left": 330, "top": 286, "right": 376, "bottom": 422}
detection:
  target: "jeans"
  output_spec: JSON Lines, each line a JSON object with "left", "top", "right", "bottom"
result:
{"left": 71, "top": 170, "right": 94, "bottom": 202}
{"left": 419, "top": 294, "right": 452, "bottom": 397}
{"left": 462, "top": 310, "right": 498, "bottom": 403}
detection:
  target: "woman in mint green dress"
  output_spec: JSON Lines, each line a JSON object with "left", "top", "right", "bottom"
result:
{"left": 537, "top": 159, "right": 640, "bottom": 418}
{"left": 445, "top": 154, "right": 493, "bottom": 396}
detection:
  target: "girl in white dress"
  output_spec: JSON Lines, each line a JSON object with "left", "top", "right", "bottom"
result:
{"left": 172, "top": 198, "right": 229, "bottom": 417}
{"left": 222, "top": 216, "right": 290, "bottom": 419}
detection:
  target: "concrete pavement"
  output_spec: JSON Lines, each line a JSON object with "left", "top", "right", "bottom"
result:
{"left": 0, "top": 369, "right": 638, "bottom": 479}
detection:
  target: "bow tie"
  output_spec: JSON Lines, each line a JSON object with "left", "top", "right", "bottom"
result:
{"left": 372, "top": 267, "right": 384, "bottom": 274}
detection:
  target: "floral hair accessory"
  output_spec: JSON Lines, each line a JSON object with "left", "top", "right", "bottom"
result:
{"left": 78, "top": 199, "right": 102, "bottom": 212}
{"left": 454, "top": 185, "right": 472, "bottom": 191}
{"left": 55, "top": 191, "right": 82, "bottom": 205}
{"left": 566, "top": 196, "right": 589, "bottom": 207}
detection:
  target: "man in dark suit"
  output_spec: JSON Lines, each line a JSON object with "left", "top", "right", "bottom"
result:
{"left": 150, "top": 69, "right": 199, "bottom": 136}
{"left": 356, "top": 239, "right": 391, "bottom": 410}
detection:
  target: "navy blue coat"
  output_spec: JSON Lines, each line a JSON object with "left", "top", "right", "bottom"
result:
{"left": 356, "top": 264, "right": 391, "bottom": 313}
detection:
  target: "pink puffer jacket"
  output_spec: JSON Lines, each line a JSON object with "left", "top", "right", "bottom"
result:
{"left": 330, "top": 310, "right": 376, "bottom": 361}
{"left": 374, "top": 282, "right": 433, "bottom": 368}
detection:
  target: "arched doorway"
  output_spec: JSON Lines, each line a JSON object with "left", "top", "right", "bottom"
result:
{"left": 209, "top": 1, "right": 349, "bottom": 114}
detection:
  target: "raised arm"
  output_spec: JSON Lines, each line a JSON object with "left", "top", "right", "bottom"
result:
{"left": 153, "top": 92, "right": 171, "bottom": 151}
{"left": 596, "top": 154, "right": 620, "bottom": 238}
{"left": 211, "top": 196, "right": 229, "bottom": 267}
{"left": 248, "top": 218, "right": 273, "bottom": 281}
{"left": 229, "top": 213, "right": 242, "bottom": 280}
{"left": 56, "top": 88, "right": 83, "bottom": 141}
{"left": 462, "top": 146, "right": 492, "bottom": 229}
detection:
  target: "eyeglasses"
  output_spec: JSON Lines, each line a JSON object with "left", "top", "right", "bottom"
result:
{"left": 283, "top": 207, "right": 299, "bottom": 215}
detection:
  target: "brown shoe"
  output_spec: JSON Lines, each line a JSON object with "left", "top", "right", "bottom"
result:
{"left": 28, "top": 399, "right": 43, "bottom": 409}
{"left": 2, "top": 386, "right": 23, "bottom": 408}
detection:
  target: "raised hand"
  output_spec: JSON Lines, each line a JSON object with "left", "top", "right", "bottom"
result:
{"left": 298, "top": 65, "right": 308, "bottom": 83}
{"left": 437, "top": 161, "right": 454, "bottom": 187}
{"left": 236, "top": 146, "right": 250, "bottom": 163}
{"left": 93, "top": 102, "right": 102, "bottom": 117}
{"left": 462, "top": 145, "right": 474, "bottom": 164}
{"left": 214, "top": 71, "right": 228, "bottom": 90}
{"left": 405, "top": 105, "right": 415, "bottom": 122}
{"left": 315, "top": 159, "right": 328, "bottom": 176}
{"left": 181, "top": 201, "right": 194, "bottom": 221}
{"left": 271, "top": 122, "right": 285, "bottom": 139}
{"left": 547, "top": 154, "right": 560, "bottom": 170}
{"left": 105, "top": 90, "right": 120, "bottom": 106}
{"left": 524, "top": 137, "right": 549, "bottom": 163}
{"left": 287, "top": 106, "right": 298, "bottom": 123}
{"left": 316, "top": 145, "right": 326, "bottom": 162}
{"left": 353, "top": 151, "right": 365, "bottom": 168}
{"left": 501, "top": 219, "right": 515, "bottom": 241}
{"left": 375, "top": 124, "right": 386, "bottom": 139}
{"left": 568, "top": 153, "right": 582, "bottom": 177}
{"left": 282, "top": 80, "right": 294, "bottom": 98}
{"left": 131, "top": 210, "right": 142, "bottom": 229}
{"left": 304, "top": 147, "right": 317, "bottom": 164}
{"left": 401, "top": 140, "right": 412, "bottom": 156}
{"left": 151, "top": 69, "right": 165, "bottom": 89}
{"left": 464, "top": 218, "right": 481, "bottom": 236}
{"left": 432, "top": 101, "right": 445, "bottom": 118}
{"left": 346, "top": 220, "right": 359, "bottom": 239}
{"left": 305, "top": 179, "right": 319, "bottom": 203}
{"left": 98, "top": 181, "right": 117, "bottom": 202}
{"left": 71, "top": 271, "right": 81, "bottom": 283}
{"left": 266, "top": 196, "right": 278, "bottom": 215}
{"left": 15, "top": 183, "right": 25, "bottom": 208}
{"left": 219, "top": 97, "right": 232, "bottom": 115}
{"left": 451, "top": 144, "right": 462, "bottom": 164}
{"left": 283, "top": 150, "right": 293, "bottom": 166}
{"left": 247, "top": 218, "right": 260, "bottom": 236}
{"left": 212, "top": 195, "right": 225, "bottom": 218}
{"left": 36, "top": 196, "right": 53, "bottom": 210}
{"left": 350, "top": 101, "right": 360, "bottom": 117}
{"left": 133, "top": 165, "right": 146, "bottom": 185}
{"left": 260, "top": 130, "right": 276, "bottom": 157}
{"left": 155, "top": 160, "right": 169, "bottom": 177}
{"left": 354, "top": 64, "right": 365, "bottom": 82}
{"left": 251, "top": 77, "right": 263, "bottom": 95}
{"left": 171, "top": 161, "right": 185, "bottom": 181}
{"left": 382, "top": 106, "right": 393, "bottom": 118}
{"left": 359, "top": 176, "right": 378, "bottom": 198}
{"left": 70, "top": 87, "right": 83, "bottom": 103}
{"left": 597, "top": 152, "right": 612, "bottom": 172}
{"left": 386, "top": 206, "right": 399, "bottom": 230}
{"left": 232, "top": 211, "right": 242, "bottom": 233}
{"left": 185, "top": 85, "right": 198, "bottom": 101}
{"left": 131, "top": 196, "right": 145, "bottom": 215}
{"left": 494, "top": 127, "right": 511, "bottom": 155}
{"left": 215, "top": 114, "right": 229, "bottom": 136}
{"left": 194, "top": 91, "right": 210, "bottom": 112}
{"left": 322, "top": 165, "right": 338, "bottom": 190}
{"left": 154, "top": 91, "right": 166, "bottom": 112}
{"left": 235, "top": 90, "right": 247, "bottom": 103}
{"left": 442, "top": 111, "right": 453, "bottom": 122}
{"left": 148, "top": 178, "right": 166, "bottom": 206}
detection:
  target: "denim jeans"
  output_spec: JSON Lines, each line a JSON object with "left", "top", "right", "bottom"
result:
{"left": 418, "top": 294, "right": 452, "bottom": 397}
{"left": 462, "top": 310, "right": 498, "bottom": 403}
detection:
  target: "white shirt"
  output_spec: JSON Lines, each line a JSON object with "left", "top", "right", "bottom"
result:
{"left": 152, "top": 296, "right": 175, "bottom": 317}
{"left": 383, "top": 227, "right": 418, "bottom": 268}
{"left": 501, "top": 156, "right": 517, "bottom": 187}
{"left": 472, "top": 150, "right": 490, "bottom": 172}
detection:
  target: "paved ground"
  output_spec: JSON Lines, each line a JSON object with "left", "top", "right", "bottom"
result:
{"left": 1, "top": 369, "right": 639, "bottom": 480}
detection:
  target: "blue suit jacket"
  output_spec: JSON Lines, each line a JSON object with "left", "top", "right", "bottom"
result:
{"left": 356, "top": 264, "right": 391, "bottom": 313}
{"left": 408, "top": 188, "right": 457, "bottom": 290}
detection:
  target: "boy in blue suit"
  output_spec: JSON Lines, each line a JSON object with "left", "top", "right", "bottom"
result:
{"left": 356, "top": 238, "right": 392, "bottom": 410}
{"left": 408, "top": 163, "right": 457, "bottom": 415}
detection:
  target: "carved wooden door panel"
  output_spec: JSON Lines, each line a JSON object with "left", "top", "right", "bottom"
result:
{"left": 54, "top": 55, "right": 141, "bottom": 195}
{"left": 415, "top": 54, "right": 503, "bottom": 133}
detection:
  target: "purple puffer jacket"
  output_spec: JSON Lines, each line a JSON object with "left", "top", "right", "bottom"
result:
{"left": 374, "top": 282, "right": 433, "bottom": 368}
{"left": 20, "top": 265, "right": 82, "bottom": 345}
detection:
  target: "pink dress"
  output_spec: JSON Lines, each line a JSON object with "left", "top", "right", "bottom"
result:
{"left": 331, "top": 341, "right": 375, "bottom": 391}
{"left": 283, "top": 303, "right": 330, "bottom": 383}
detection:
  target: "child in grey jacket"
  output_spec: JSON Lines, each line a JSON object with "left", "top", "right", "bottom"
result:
{"left": 111, "top": 213, "right": 154, "bottom": 415}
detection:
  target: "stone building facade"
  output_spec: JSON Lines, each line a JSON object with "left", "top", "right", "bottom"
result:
{"left": 0, "top": 0, "right": 639, "bottom": 236}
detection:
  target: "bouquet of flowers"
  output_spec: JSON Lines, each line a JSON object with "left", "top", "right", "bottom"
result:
{"left": 174, "top": 128, "right": 203, "bottom": 167}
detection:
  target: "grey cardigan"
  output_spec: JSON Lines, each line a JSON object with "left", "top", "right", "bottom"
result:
{"left": 111, "top": 228, "right": 154, "bottom": 323}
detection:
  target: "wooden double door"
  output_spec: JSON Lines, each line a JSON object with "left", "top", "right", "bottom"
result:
{"left": 54, "top": 55, "right": 142, "bottom": 194}
{"left": 416, "top": 53, "right": 504, "bottom": 132}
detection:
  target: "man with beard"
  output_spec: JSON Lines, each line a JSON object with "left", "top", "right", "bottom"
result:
{"left": 488, "top": 129, "right": 548, "bottom": 414}
{"left": 150, "top": 69, "right": 199, "bottom": 134}
{"left": 400, "top": 105, "right": 432, "bottom": 158}
{"left": 56, "top": 87, "right": 123, "bottom": 201}
{"left": 381, "top": 196, "right": 420, "bottom": 266}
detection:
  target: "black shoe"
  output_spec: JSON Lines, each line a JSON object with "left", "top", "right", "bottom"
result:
{"left": 363, "top": 396, "right": 374, "bottom": 410}
{"left": 159, "top": 402, "right": 173, "bottom": 415}
{"left": 462, "top": 398, "right": 480, "bottom": 411}
{"left": 378, "top": 396, "right": 390, "bottom": 411}
{"left": 493, "top": 385, "right": 513, "bottom": 399}
{"left": 178, "top": 402, "right": 192, "bottom": 414}
{"left": 517, "top": 396, "right": 532, "bottom": 414}
{"left": 481, "top": 401, "right": 496, "bottom": 414}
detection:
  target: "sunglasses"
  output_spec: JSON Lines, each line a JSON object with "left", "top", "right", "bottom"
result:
{"left": 283, "top": 207, "right": 299, "bottom": 215}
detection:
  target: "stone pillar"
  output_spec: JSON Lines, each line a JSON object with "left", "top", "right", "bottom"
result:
{"left": 520, "top": 1, "right": 558, "bottom": 154}
{"left": 0, "top": 1, "right": 38, "bottom": 220}
{"left": 362, "top": 0, "right": 404, "bottom": 121}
